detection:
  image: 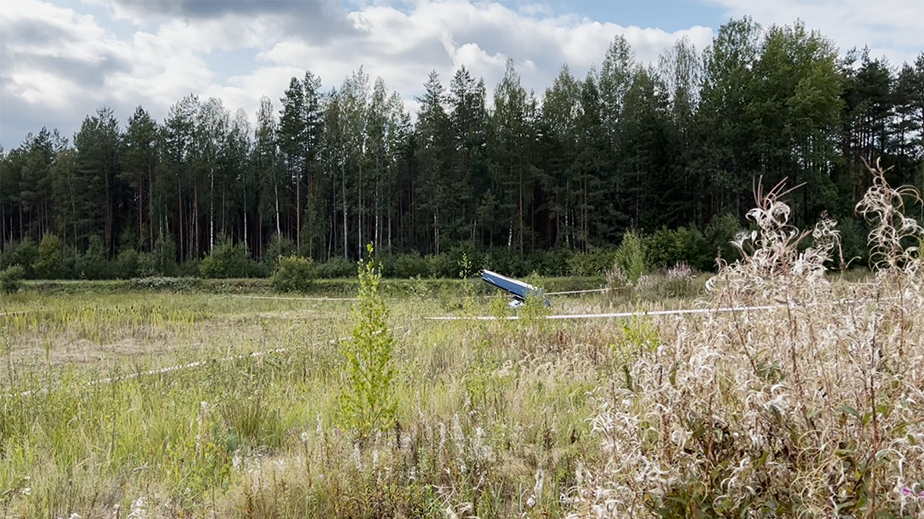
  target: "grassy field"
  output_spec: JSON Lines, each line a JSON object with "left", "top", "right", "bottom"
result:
{"left": 2, "top": 169, "right": 923, "bottom": 518}
{"left": 2, "top": 267, "right": 922, "bottom": 518}
{"left": 0, "top": 278, "right": 667, "bottom": 518}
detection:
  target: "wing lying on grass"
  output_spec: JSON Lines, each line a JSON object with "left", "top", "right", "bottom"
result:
{"left": 480, "top": 270, "right": 551, "bottom": 307}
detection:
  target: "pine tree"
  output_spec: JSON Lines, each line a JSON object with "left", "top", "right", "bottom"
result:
{"left": 74, "top": 108, "right": 122, "bottom": 255}
{"left": 415, "top": 70, "right": 452, "bottom": 254}
{"left": 122, "top": 106, "right": 159, "bottom": 250}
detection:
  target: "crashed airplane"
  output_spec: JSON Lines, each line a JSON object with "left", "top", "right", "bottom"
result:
{"left": 480, "top": 269, "right": 551, "bottom": 308}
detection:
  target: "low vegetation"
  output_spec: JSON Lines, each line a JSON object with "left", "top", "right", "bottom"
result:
{"left": 571, "top": 163, "right": 924, "bottom": 517}
{"left": 1, "top": 164, "right": 921, "bottom": 518}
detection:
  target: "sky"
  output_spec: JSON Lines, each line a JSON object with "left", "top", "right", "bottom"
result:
{"left": 1, "top": 0, "right": 922, "bottom": 149}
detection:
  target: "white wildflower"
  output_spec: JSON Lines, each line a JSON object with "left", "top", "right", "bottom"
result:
{"left": 127, "top": 497, "right": 146, "bottom": 519}
{"left": 353, "top": 442, "right": 362, "bottom": 471}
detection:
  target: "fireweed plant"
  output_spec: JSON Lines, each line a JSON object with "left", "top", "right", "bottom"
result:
{"left": 571, "top": 162, "right": 924, "bottom": 517}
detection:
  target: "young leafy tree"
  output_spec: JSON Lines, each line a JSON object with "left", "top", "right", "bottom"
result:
{"left": 658, "top": 37, "right": 702, "bottom": 226}
{"left": 696, "top": 17, "right": 762, "bottom": 220}
{"left": 34, "top": 233, "right": 69, "bottom": 279}
{"left": 338, "top": 244, "right": 397, "bottom": 441}
{"left": 750, "top": 22, "right": 842, "bottom": 225}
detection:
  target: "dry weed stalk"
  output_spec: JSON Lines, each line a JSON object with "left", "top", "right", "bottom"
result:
{"left": 572, "top": 164, "right": 924, "bottom": 518}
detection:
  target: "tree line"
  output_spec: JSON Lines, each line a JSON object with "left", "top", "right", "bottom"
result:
{"left": 1, "top": 17, "right": 922, "bottom": 279}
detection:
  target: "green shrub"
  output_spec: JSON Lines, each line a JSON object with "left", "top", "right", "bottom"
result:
{"left": 567, "top": 248, "right": 618, "bottom": 276}
{"left": 262, "top": 233, "right": 296, "bottom": 271}
{"left": 647, "top": 226, "right": 710, "bottom": 271}
{"left": 338, "top": 244, "right": 397, "bottom": 441}
{"left": 614, "top": 231, "right": 647, "bottom": 284}
{"left": 314, "top": 256, "right": 356, "bottom": 278}
{"left": 75, "top": 235, "right": 111, "bottom": 280}
{"left": 0, "top": 239, "right": 38, "bottom": 278}
{"left": 138, "top": 234, "right": 178, "bottom": 277}
{"left": 519, "top": 272, "right": 551, "bottom": 323}
{"left": 425, "top": 252, "right": 454, "bottom": 278}
{"left": 704, "top": 213, "right": 743, "bottom": 268}
{"left": 837, "top": 217, "right": 871, "bottom": 269}
{"left": 483, "top": 247, "right": 529, "bottom": 277}
{"left": 178, "top": 258, "right": 206, "bottom": 277}
{"left": 33, "top": 233, "right": 72, "bottom": 280}
{"left": 390, "top": 252, "right": 429, "bottom": 278}
{"left": 198, "top": 237, "right": 260, "bottom": 279}
{"left": 0, "top": 265, "right": 25, "bottom": 293}
{"left": 526, "top": 247, "right": 573, "bottom": 276}
{"left": 113, "top": 248, "right": 140, "bottom": 278}
{"left": 444, "top": 245, "right": 483, "bottom": 275}
{"left": 270, "top": 255, "right": 315, "bottom": 293}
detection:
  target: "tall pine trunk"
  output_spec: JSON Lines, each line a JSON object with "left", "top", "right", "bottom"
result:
{"left": 177, "top": 177, "right": 184, "bottom": 262}
{"left": 193, "top": 182, "right": 199, "bottom": 258}
{"left": 148, "top": 165, "right": 154, "bottom": 251}
{"left": 105, "top": 165, "right": 113, "bottom": 256}
{"left": 296, "top": 164, "right": 301, "bottom": 252}
{"left": 518, "top": 166, "right": 524, "bottom": 256}
{"left": 434, "top": 210, "right": 440, "bottom": 255}
{"left": 209, "top": 168, "right": 214, "bottom": 252}
{"left": 137, "top": 179, "right": 143, "bottom": 250}
{"left": 221, "top": 180, "right": 226, "bottom": 240}
{"left": 274, "top": 183, "right": 281, "bottom": 238}
{"left": 342, "top": 164, "right": 348, "bottom": 259}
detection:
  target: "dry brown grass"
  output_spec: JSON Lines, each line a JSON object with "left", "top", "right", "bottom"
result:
{"left": 570, "top": 164, "right": 924, "bottom": 517}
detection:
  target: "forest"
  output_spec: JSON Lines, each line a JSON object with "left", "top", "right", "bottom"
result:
{"left": 1, "top": 17, "right": 922, "bottom": 279}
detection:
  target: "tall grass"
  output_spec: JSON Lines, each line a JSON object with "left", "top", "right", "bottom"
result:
{"left": 2, "top": 163, "right": 921, "bottom": 518}
{"left": 572, "top": 166, "right": 924, "bottom": 517}
{"left": 2, "top": 287, "right": 617, "bottom": 517}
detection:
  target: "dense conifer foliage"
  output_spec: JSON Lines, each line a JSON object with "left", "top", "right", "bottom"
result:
{"left": 1, "top": 18, "right": 922, "bottom": 277}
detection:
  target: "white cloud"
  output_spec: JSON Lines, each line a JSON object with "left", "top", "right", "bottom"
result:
{"left": 707, "top": 0, "right": 923, "bottom": 65}
{"left": 250, "top": 0, "right": 712, "bottom": 111}
{"left": 0, "top": 0, "right": 712, "bottom": 148}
